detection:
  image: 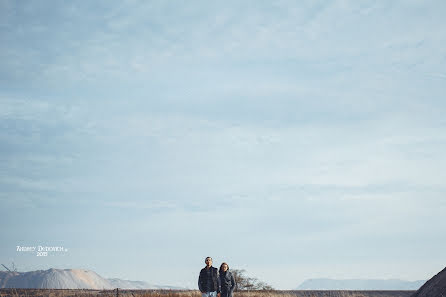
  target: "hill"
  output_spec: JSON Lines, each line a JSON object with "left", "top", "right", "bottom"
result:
{"left": 0, "top": 268, "right": 179, "bottom": 289}
{"left": 411, "top": 266, "right": 446, "bottom": 297}
{"left": 0, "top": 268, "right": 112, "bottom": 289}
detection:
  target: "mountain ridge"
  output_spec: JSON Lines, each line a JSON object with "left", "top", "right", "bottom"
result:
{"left": 297, "top": 278, "right": 425, "bottom": 290}
{"left": 411, "top": 266, "right": 446, "bottom": 297}
{"left": 0, "top": 268, "right": 181, "bottom": 289}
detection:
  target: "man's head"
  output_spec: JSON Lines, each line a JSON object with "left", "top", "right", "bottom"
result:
{"left": 205, "top": 257, "right": 212, "bottom": 267}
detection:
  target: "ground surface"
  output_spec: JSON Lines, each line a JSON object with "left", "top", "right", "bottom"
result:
{"left": 0, "top": 289, "right": 416, "bottom": 297}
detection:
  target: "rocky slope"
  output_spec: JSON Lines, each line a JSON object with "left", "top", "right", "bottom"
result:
{"left": 411, "top": 267, "right": 446, "bottom": 297}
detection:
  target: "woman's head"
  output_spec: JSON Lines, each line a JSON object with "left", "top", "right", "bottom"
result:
{"left": 220, "top": 262, "right": 229, "bottom": 272}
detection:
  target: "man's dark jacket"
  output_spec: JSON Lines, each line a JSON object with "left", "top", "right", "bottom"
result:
{"left": 198, "top": 266, "right": 220, "bottom": 293}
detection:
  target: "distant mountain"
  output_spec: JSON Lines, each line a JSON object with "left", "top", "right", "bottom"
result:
{"left": 297, "top": 278, "right": 425, "bottom": 290}
{"left": 0, "top": 268, "right": 112, "bottom": 289}
{"left": 107, "top": 278, "right": 184, "bottom": 290}
{"left": 107, "top": 278, "right": 155, "bottom": 289}
{"left": 0, "top": 268, "right": 181, "bottom": 289}
{"left": 412, "top": 267, "right": 446, "bottom": 297}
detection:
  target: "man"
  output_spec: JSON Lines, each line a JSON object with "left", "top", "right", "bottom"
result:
{"left": 198, "top": 257, "right": 221, "bottom": 297}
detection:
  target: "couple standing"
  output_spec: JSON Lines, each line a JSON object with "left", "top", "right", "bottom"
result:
{"left": 198, "top": 257, "right": 236, "bottom": 297}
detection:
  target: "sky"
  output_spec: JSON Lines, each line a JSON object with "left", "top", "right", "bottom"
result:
{"left": 1, "top": 0, "right": 446, "bottom": 290}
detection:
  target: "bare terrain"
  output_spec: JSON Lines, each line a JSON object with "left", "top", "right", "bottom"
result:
{"left": 0, "top": 289, "right": 416, "bottom": 297}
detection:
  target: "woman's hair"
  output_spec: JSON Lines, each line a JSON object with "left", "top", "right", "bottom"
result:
{"left": 219, "top": 262, "right": 229, "bottom": 272}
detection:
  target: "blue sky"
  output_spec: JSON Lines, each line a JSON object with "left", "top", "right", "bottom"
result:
{"left": 1, "top": 0, "right": 446, "bottom": 289}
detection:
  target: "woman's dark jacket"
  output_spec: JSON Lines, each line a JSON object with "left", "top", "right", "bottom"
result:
{"left": 198, "top": 266, "right": 220, "bottom": 293}
{"left": 219, "top": 270, "right": 236, "bottom": 297}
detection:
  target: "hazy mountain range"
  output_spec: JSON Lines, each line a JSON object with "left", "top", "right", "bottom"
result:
{"left": 0, "top": 268, "right": 183, "bottom": 289}
{"left": 297, "top": 278, "right": 425, "bottom": 290}
{"left": 0, "top": 267, "right": 435, "bottom": 291}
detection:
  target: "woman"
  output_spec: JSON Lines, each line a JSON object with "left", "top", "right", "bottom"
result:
{"left": 219, "top": 262, "right": 236, "bottom": 297}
